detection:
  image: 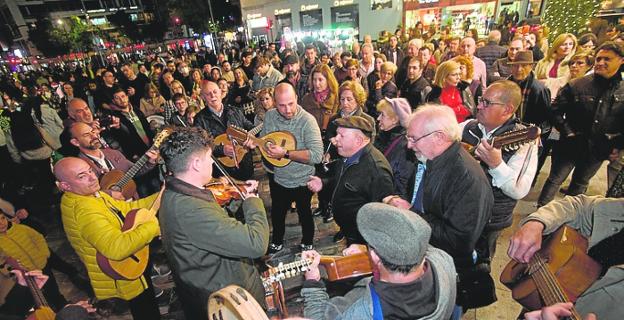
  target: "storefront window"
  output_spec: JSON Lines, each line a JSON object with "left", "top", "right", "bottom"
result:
{"left": 440, "top": 2, "right": 496, "bottom": 37}
{"left": 527, "top": 0, "right": 544, "bottom": 17}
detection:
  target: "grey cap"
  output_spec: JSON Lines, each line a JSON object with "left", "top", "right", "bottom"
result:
{"left": 357, "top": 202, "right": 431, "bottom": 266}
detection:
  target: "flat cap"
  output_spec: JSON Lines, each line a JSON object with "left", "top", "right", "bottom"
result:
{"left": 357, "top": 202, "right": 431, "bottom": 266}
{"left": 334, "top": 116, "right": 374, "bottom": 137}
{"left": 283, "top": 54, "right": 299, "bottom": 65}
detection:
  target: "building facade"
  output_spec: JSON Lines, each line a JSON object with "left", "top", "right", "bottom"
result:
{"left": 0, "top": 0, "right": 155, "bottom": 56}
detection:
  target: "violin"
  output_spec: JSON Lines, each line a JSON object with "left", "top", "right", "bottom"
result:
{"left": 205, "top": 179, "right": 254, "bottom": 206}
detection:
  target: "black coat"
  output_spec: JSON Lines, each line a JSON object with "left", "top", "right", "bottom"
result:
{"left": 373, "top": 126, "right": 416, "bottom": 198}
{"left": 552, "top": 73, "right": 624, "bottom": 159}
{"left": 323, "top": 144, "right": 394, "bottom": 244}
{"left": 193, "top": 104, "right": 255, "bottom": 180}
{"left": 419, "top": 142, "right": 493, "bottom": 268}
{"left": 509, "top": 72, "right": 552, "bottom": 134}
{"left": 109, "top": 107, "right": 154, "bottom": 160}
{"left": 400, "top": 76, "right": 431, "bottom": 109}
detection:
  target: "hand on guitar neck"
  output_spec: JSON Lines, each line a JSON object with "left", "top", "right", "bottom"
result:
{"left": 11, "top": 269, "right": 48, "bottom": 288}
{"left": 524, "top": 302, "right": 597, "bottom": 320}
{"left": 508, "top": 220, "right": 545, "bottom": 263}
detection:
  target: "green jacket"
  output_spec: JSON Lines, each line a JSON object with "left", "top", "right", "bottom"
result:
{"left": 523, "top": 195, "right": 624, "bottom": 320}
{"left": 159, "top": 177, "right": 269, "bottom": 317}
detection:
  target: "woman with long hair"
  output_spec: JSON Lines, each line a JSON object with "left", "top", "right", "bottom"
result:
{"left": 452, "top": 55, "right": 482, "bottom": 103}
{"left": 301, "top": 64, "right": 339, "bottom": 132}
{"left": 254, "top": 87, "right": 274, "bottom": 126}
{"left": 426, "top": 60, "right": 475, "bottom": 123}
{"left": 139, "top": 83, "right": 166, "bottom": 117}
{"left": 228, "top": 67, "right": 255, "bottom": 122}
{"left": 534, "top": 33, "right": 577, "bottom": 97}
{"left": 366, "top": 53, "right": 387, "bottom": 94}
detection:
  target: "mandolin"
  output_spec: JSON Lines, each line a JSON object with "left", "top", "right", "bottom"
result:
{"left": 462, "top": 126, "right": 541, "bottom": 156}
{"left": 99, "top": 128, "right": 171, "bottom": 199}
{"left": 4, "top": 257, "right": 56, "bottom": 320}
{"left": 96, "top": 186, "right": 165, "bottom": 280}
{"left": 226, "top": 126, "right": 296, "bottom": 168}
{"left": 214, "top": 123, "right": 263, "bottom": 168}
{"left": 500, "top": 226, "right": 602, "bottom": 319}
{"left": 262, "top": 251, "right": 373, "bottom": 318}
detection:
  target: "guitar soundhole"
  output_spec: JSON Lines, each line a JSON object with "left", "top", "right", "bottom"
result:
{"left": 236, "top": 287, "right": 249, "bottom": 301}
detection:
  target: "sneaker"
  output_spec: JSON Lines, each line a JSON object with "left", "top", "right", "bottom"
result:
{"left": 312, "top": 207, "right": 323, "bottom": 217}
{"left": 267, "top": 243, "right": 284, "bottom": 254}
{"left": 323, "top": 212, "right": 334, "bottom": 223}
{"left": 333, "top": 231, "right": 345, "bottom": 243}
{"left": 300, "top": 244, "right": 314, "bottom": 251}
{"left": 152, "top": 264, "right": 172, "bottom": 280}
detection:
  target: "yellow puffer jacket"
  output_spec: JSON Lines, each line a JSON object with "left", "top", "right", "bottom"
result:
{"left": 0, "top": 223, "right": 50, "bottom": 271}
{"left": 60, "top": 191, "right": 159, "bottom": 300}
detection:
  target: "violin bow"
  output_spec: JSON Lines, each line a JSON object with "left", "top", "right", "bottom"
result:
{"left": 211, "top": 154, "right": 247, "bottom": 200}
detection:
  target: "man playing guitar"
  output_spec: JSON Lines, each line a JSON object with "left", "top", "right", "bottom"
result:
{"left": 194, "top": 80, "right": 256, "bottom": 180}
{"left": 53, "top": 157, "right": 162, "bottom": 320}
{"left": 244, "top": 83, "right": 323, "bottom": 253}
{"left": 68, "top": 121, "right": 159, "bottom": 200}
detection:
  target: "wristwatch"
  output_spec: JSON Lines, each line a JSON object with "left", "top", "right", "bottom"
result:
{"left": 284, "top": 150, "right": 290, "bottom": 159}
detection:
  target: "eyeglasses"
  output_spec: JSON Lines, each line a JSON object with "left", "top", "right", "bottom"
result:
{"left": 478, "top": 97, "right": 506, "bottom": 108}
{"left": 405, "top": 130, "right": 441, "bottom": 144}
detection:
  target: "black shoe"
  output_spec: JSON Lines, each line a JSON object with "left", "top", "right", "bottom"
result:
{"left": 267, "top": 243, "right": 284, "bottom": 254}
{"left": 333, "top": 231, "right": 345, "bottom": 242}
{"left": 323, "top": 212, "right": 334, "bottom": 223}
{"left": 300, "top": 244, "right": 314, "bottom": 251}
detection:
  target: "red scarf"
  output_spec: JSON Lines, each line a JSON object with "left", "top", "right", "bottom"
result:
{"left": 314, "top": 88, "right": 330, "bottom": 104}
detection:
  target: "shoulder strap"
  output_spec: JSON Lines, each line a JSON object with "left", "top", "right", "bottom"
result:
{"left": 369, "top": 283, "right": 384, "bottom": 320}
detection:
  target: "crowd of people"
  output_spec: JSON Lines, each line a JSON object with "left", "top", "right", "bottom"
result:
{"left": 0, "top": 18, "right": 623, "bottom": 320}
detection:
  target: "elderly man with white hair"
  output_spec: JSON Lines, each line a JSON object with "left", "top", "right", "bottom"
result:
{"left": 395, "top": 38, "right": 424, "bottom": 86}
{"left": 384, "top": 103, "right": 493, "bottom": 314}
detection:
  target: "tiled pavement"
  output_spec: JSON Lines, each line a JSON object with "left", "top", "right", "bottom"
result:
{"left": 46, "top": 154, "right": 610, "bottom": 319}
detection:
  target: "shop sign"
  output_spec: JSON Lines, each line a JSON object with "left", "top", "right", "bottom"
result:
{"left": 301, "top": 4, "right": 320, "bottom": 11}
{"left": 299, "top": 8, "right": 323, "bottom": 30}
{"left": 248, "top": 16, "right": 269, "bottom": 28}
{"left": 331, "top": 4, "right": 359, "bottom": 29}
{"left": 371, "top": 0, "right": 392, "bottom": 11}
{"left": 247, "top": 13, "right": 262, "bottom": 19}
{"left": 333, "top": 0, "right": 354, "bottom": 6}
{"left": 417, "top": 0, "right": 439, "bottom": 3}
{"left": 274, "top": 8, "right": 291, "bottom": 15}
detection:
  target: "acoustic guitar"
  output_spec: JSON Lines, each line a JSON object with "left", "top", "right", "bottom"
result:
{"left": 226, "top": 126, "right": 296, "bottom": 168}
{"left": 4, "top": 257, "right": 56, "bottom": 320}
{"left": 462, "top": 126, "right": 541, "bottom": 156}
{"left": 500, "top": 226, "right": 602, "bottom": 319}
{"left": 214, "top": 123, "right": 263, "bottom": 168}
{"left": 99, "top": 128, "right": 171, "bottom": 199}
{"left": 262, "top": 251, "right": 373, "bottom": 318}
{"left": 96, "top": 186, "right": 165, "bottom": 280}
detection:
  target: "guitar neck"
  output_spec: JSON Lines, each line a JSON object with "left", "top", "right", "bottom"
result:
{"left": 529, "top": 255, "right": 582, "bottom": 320}
{"left": 116, "top": 149, "right": 152, "bottom": 188}
{"left": 265, "top": 259, "right": 312, "bottom": 284}
{"left": 25, "top": 274, "right": 50, "bottom": 309}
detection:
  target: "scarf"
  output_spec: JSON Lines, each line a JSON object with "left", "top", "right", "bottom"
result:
{"left": 313, "top": 87, "right": 330, "bottom": 104}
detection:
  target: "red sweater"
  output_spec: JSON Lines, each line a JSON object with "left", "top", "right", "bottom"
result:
{"left": 439, "top": 86, "right": 471, "bottom": 123}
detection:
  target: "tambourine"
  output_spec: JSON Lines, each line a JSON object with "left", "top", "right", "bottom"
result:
{"left": 207, "top": 285, "right": 269, "bottom": 320}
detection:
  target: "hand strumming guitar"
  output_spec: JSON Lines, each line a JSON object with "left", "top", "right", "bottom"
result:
{"left": 508, "top": 220, "right": 545, "bottom": 263}
{"left": 524, "top": 302, "right": 597, "bottom": 320}
{"left": 474, "top": 138, "right": 503, "bottom": 168}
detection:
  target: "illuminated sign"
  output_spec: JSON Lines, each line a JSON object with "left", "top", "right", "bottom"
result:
{"left": 247, "top": 13, "right": 262, "bottom": 19}
{"left": 248, "top": 16, "right": 269, "bottom": 28}
{"left": 275, "top": 8, "right": 291, "bottom": 15}
{"left": 301, "top": 4, "right": 320, "bottom": 11}
{"left": 333, "top": 0, "right": 354, "bottom": 6}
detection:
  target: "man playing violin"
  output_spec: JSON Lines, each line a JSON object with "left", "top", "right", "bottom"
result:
{"left": 459, "top": 80, "right": 539, "bottom": 273}
{"left": 158, "top": 127, "right": 269, "bottom": 320}
{"left": 244, "top": 83, "right": 323, "bottom": 253}
{"left": 194, "top": 80, "right": 255, "bottom": 180}
{"left": 53, "top": 157, "right": 162, "bottom": 320}
{"left": 509, "top": 194, "right": 624, "bottom": 320}
{"left": 300, "top": 203, "right": 457, "bottom": 319}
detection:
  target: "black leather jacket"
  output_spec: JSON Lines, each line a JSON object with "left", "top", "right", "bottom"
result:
{"left": 552, "top": 73, "right": 624, "bottom": 159}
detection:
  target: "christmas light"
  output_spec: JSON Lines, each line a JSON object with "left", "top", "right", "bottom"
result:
{"left": 543, "top": 0, "right": 600, "bottom": 41}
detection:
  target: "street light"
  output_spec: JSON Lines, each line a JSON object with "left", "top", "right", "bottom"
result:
{"left": 57, "top": 19, "right": 63, "bottom": 25}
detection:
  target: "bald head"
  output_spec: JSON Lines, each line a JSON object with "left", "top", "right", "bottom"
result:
{"left": 54, "top": 157, "right": 100, "bottom": 195}
{"left": 274, "top": 83, "right": 298, "bottom": 120}
{"left": 460, "top": 37, "right": 476, "bottom": 57}
{"left": 67, "top": 98, "right": 94, "bottom": 123}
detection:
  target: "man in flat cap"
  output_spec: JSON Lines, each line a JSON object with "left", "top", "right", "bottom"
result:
{"left": 300, "top": 202, "right": 457, "bottom": 319}
{"left": 307, "top": 116, "right": 394, "bottom": 244}
{"left": 279, "top": 54, "right": 309, "bottom": 101}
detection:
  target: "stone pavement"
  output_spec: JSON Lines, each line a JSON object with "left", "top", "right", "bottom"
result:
{"left": 46, "top": 155, "right": 610, "bottom": 319}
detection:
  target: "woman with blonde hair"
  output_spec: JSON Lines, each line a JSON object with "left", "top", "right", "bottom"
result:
{"left": 366, "top": 61, "right": 398, "bottom": 118}
{"left": 253, "top": 87, "right": 274, "bottom": 126}
{"left": 534, "top": 33, "right": 577, "bottom": 97}
{"left": 452, "top": 55, "right": 482, "bottom": 103}
{"left": 139, "top": 83, "right": 166, "bottom": 117}
{"left": 425, "top": 60, "right": 475, "bottom": 122}
{"left": 301, "top": 63, "right": 339, "bottom": 132}
{"left": 228, "top": 67, "right": 254, "bottom": 122}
